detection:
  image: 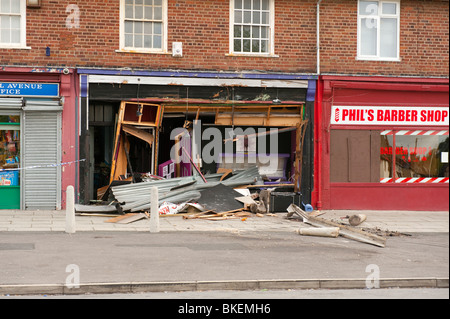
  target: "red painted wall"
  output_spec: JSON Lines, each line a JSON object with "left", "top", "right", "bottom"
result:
{"left": 60, "top": 71, "right": 78, "bottom": 210}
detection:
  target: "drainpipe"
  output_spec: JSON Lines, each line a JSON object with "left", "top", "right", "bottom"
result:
{"left": 316, "top": 0, "right": 323, "bottom": 209}
{"left": 317, "top": 0, "right": 322, "bottom": 75}
{"left": 316, "top": 77, "right": 323, "bottom": 210}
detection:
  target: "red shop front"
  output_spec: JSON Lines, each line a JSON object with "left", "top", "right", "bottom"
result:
{"left": 314, "top": 76, "right": 449, "bottom": 211}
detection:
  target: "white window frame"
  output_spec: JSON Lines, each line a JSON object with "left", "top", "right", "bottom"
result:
{"left": 229, "top": 0, "right": 276, "bottom": 56}
{"left": 357, "top": 0, "right": 400, "bottom": 61}
{"left": 0, "top": 0, "right": 28, "bottom": 49}
{"left": 118, "top": 0, "right": 168, "bottom": 54}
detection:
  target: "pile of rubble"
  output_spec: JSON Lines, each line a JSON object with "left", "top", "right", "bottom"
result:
{"left": 74, "top": 165, "right": 389, "bottom": 248}
{"left": 75, "top": 166, "right": 280, "bottom": 219}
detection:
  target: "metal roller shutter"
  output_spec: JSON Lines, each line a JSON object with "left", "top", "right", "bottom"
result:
{"left": 0, "top": 98, "right": 23, "bottom": 109}
{"left": 22, "top": 100, "right": 62, "bottom": 210}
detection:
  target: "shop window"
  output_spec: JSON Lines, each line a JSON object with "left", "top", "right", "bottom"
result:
{"left": 381, "top": 131, "right": 449, "bottom": 182}
{"left": 332, "top": 129, "right": 449, "bottom": 184}
{"left": 380, "top": 133, "right": 393, "bottom": 178}
{"left": 0, "top": 114, "right": 20, "bottom": 186}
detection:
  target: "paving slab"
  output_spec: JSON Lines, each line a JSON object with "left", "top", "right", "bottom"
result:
{"left": 0, "top": 209, "right": 448, "bottom": 233}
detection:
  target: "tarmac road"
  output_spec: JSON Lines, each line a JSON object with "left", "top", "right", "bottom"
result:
{"left": 0, "top": 230, "right": 448, "bottom": 296}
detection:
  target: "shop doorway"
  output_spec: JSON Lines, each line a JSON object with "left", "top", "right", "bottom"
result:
{"left": 88, "top": 103, "right": 117, "bottom": 200}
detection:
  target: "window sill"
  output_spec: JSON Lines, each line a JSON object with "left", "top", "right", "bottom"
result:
{"left": 226, "top": 53, "right": 279, "bottom": 58}
{"left": 356, "top": 56, "right": 401, "bottom": 62}
{"left": 0, "top": 46, "right": 31, "bottom": 50}
{"left": 116, "top": 49, "right": 171, "bottom": 55}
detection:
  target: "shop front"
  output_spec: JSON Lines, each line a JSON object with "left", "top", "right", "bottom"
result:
{"left": 315, "top": 76, "right": 449, "bottom": 211}
{"left": 0, "top": 69, "right": 77, "bottom": 210}
{"left": 77, "top": 70, "right": 317, "bottom": 206}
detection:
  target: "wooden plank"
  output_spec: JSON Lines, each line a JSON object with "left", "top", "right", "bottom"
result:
{"left": 110, "top": 102, "right": 126, "bottom": 184}
{"left": 234, "top": 211, "right": 252, "bottom": 217}
{"left": 122, "top": 125, "right": 154, "bottom": 146}
{"left": 105, "top": 213, "right": 149, "bottom": 224}
{"left": 217, "top": 168, "right": 233, "bottom": 181}
{"left": 183, "top": 208, "right": 247, "bottom": 220}
{"left": 183, "top": 210, "right": 215, "bottom": 219}
{"left": 79, "top": 213, "right": 119, "bottom": 218}
{"left": 215, "top": 114, "right": 303, "bottom": 127}
{"left": 215, "top": 208, "right": 244, "bottom": 215}
{"left": 115, "top": 213, "right": 148, "bottom": 224}
{"left": 112, "top": 135, "right": 130, "bottom": 182}
{"left": 105, "top": 213, "right": 139, "bottom": 223}
{"left": 96, "top": 185, "right": 109, "bottom": 200}
{"left": 203, "top": 216, "right": 242, "bottom": 221}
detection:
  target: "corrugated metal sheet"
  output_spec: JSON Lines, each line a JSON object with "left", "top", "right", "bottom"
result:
{"left": 111, "top": 166, "right": 260, "bottom": 213}
{"left": 22, "top": 101, "right": 62, "bottom": 210}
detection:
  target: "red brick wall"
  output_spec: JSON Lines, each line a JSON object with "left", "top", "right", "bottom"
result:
{"left": 1, "top": 0, "right": 448, "bottom": 77}
{"left": 0, "top": 0, "right": 317, "bottom": 73}
{"left": 320, "top": 0, "right": 449, "bottom": 77}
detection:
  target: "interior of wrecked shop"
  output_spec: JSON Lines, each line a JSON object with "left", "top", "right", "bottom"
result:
{"left": 86, "top": 85, "right": 310, "bottom": 206}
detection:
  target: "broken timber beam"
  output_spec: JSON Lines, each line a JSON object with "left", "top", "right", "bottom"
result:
{"left": 287, "top": 204, "right": 386, "bottom": 248}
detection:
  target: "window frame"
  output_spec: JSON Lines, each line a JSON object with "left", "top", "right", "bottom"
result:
{"left": 229, "top": 0, "right": 276, "bottom": 56}
{"left": 357, "top": 0, "right": 401, "bottom": 62}
{"left": 380, "top": 130, "right": 449, "bottom": 183}
{"left": 118, "top": 0, "right": 168, "bottom": 54}
{"left": 0, "top": 0, "right": 28, "bottom": 49}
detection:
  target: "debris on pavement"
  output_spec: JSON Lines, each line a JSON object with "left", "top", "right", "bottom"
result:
{"left": 287, "top": 204, "right": 387, "bottom": 248}
{"left": 105, "top": 212, "right": 149, "bottom": 224}
{"left": 76, "top": 166, "right": 301, "bottom": 224}
{"left": 341, "top": 214, "right": 368, "bottom": 226}
{"left": 297, "top": 227, "right": 340, "bottom": 238}
{"left": 183, "top": 209, "right": 252, "bottom": 221}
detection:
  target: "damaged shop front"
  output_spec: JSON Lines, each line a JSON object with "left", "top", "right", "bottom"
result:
{"left": 78, "top": 70, "right": 316, "bottom": 210}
